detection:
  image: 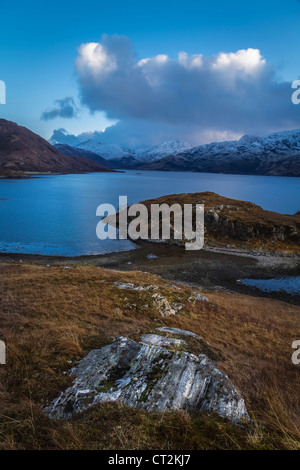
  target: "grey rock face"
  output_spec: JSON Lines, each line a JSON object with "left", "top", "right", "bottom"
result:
{"left": 45, "top": 336, "right": 249, "bottom": 423}
{"left": 188, "top": 292, "right": 209, "bottom": 303}
{"left": 151, "top": 293, "right": 183, "bottom": 316}
{"left": 157, "top": 327, "right": 201, "bottom": 339}
{"left": 204, "top": 209, "right": 298, "bottom": 243}
{"left": 114, "top": 282, "right": 158, "bottom": 291}
{"left": 141, "top": 333, "right": 187, "bottom": 348}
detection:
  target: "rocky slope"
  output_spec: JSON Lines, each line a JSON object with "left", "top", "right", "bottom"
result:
{"left": 0, "top": 119, "right": 113, "bottom": 174}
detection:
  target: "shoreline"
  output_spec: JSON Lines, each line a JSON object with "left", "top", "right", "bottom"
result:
{"left": 1, "top": 242, "right": 299, "bottom": 305}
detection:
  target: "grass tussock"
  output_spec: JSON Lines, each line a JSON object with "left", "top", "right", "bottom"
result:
{"left": 0, "top": 262, "right": 300, "bottom": 450}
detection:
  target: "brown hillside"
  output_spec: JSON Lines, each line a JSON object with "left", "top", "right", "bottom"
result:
{"left": 0, "top": 119, "right": 114, "bottom": 174}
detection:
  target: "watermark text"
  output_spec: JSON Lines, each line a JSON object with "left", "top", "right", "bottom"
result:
{"left": 291, "top": 80, "right": 300, "bottom": 105}
{"left": 96, "top": 196, "right": 204, "bottom": 250}
{"left": 0, "top": 340, "right": 6, "bottom": 364}
{"left": 0, "top": 80, "right": 6, "bottom": 104}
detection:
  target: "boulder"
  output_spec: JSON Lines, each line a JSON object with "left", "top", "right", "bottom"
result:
{"left": 45, "top": 335, "right": 249, "bottom": 423}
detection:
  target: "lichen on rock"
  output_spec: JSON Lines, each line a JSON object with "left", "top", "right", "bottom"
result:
{"left": 151, "top": 293, "right": 181, "bottom": 316}
{"left": 45, "top": 334, "right": 249, "bottom": 423}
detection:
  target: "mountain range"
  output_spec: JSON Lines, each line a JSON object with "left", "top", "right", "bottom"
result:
{"left": 52, "top": 129, "right": 300, "bottom": 176}
{"left": 0, "top": 119, "right": 299, "bottom": 177}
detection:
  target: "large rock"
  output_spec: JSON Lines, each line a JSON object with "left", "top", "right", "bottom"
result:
{"left": 45, "top": 335, "right": 249, "bottom": 423}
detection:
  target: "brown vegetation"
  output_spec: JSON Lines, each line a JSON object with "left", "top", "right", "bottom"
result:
{"left": 0, "top": 262, "right": 299, "bottom": 449}
{"left": 0, "top": 169, "right": 29, "bottom": 179}
{"left": 125, "top": 192, "right": 300, "bottom": 253}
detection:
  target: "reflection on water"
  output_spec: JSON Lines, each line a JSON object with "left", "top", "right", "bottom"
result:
{"left": 238, "top": 277, "right": 300, "bottom": 295}
{"left": 0, "top": 170, "right": 299, "bottom": 256}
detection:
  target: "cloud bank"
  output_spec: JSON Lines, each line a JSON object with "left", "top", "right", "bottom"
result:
{"left": 41, "top": 97, "right": 78, "bottom": 121}
{"left": 73, "top": 34, "right": 299, "bottom": 146}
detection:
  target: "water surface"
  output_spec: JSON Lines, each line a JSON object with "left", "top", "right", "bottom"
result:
{"left": 238, "top": 277, "right": 300, "bottom": 295}
{"left": 0, "top": 171, "right": 299, "bottom": 256}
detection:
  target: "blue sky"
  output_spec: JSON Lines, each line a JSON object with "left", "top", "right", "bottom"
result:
{"left": 0, "top": 0, "right": 299, "bottom": 143}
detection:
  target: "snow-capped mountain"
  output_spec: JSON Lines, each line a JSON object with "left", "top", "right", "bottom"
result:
{"left": 133, "top": 140, "right": 191, "bottom": 162}
{"left": 140, "top": 129, "right": 300, "bottom": 176}
{"left": 75, "top": 140, "right": 134, "bottom": 160}
{"left": 73, "top": 139, "right": 191, "bottom": 162}
{"left": 50, "top": 129, "right": 191, "bottom": 162}
{"left": 49, "top": 128, "right": 300, "bottom": 176}
{"left": 174, "top": 129, "right": 300, "bottom": 163}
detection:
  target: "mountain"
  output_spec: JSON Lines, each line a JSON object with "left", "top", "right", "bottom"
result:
{"left": 133, "top": 140, "right": 191, "bottom": 162}
{"left": 50, "top": 131, "right": 191, "bottom": 161}
{"left": 50, "top": 134, "right": 144, "bottom": 170}
{"left": 140, "top": 130, "right": 300, "bottom": 176}
{"left": 0, "top": 119, "right": 113, "bottom": 174}
{"left": 53, "top": 143, "right": 114, "bottom": 169}
{"left": 108, "top": 155, "right": 142, "bottom": 169}
{"left": 261, "top": 155, "right": 300, "bottom": 176}
{"left": 75, "top": 140, "right": 134, "bottom": 161}
{"left": 50, "top": 127, "right": 300, "bottom": 176}
{"left": 68, "top": 139, "right": 192, "bottom": 169}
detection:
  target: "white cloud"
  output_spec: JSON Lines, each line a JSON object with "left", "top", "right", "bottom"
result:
{"left": 74, "top": 34, "right": 300, "bottom": 146}
{"left": 178, "top": 51, "right": 203, "bottom": 69}
{"left": 76, "top": 42, "right": 117, "bottom": 77}
{"left": 212, "top": 48, "right": 266, "bottom": 76}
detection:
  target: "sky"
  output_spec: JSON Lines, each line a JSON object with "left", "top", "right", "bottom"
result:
{"left": 0, "top": 0, "right": 300, "bottom": 146}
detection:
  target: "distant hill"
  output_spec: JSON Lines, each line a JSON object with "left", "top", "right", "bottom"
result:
{"left": 0, "top": 119, "right": 114, "bottom": 174}
{"left": 53, "top": 143, "right": 114, "bottom": 169}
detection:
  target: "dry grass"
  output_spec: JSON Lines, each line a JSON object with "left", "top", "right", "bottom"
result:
{"left": 0, "top": 262, "right": 299, "bottom": 450}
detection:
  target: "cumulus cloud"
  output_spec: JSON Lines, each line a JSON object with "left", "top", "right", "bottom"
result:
{"left": 74, "top": 34, "right": 300, "bottom": 145}
{"left": 41, "top": 97, "right": 78, "bottom": 121}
